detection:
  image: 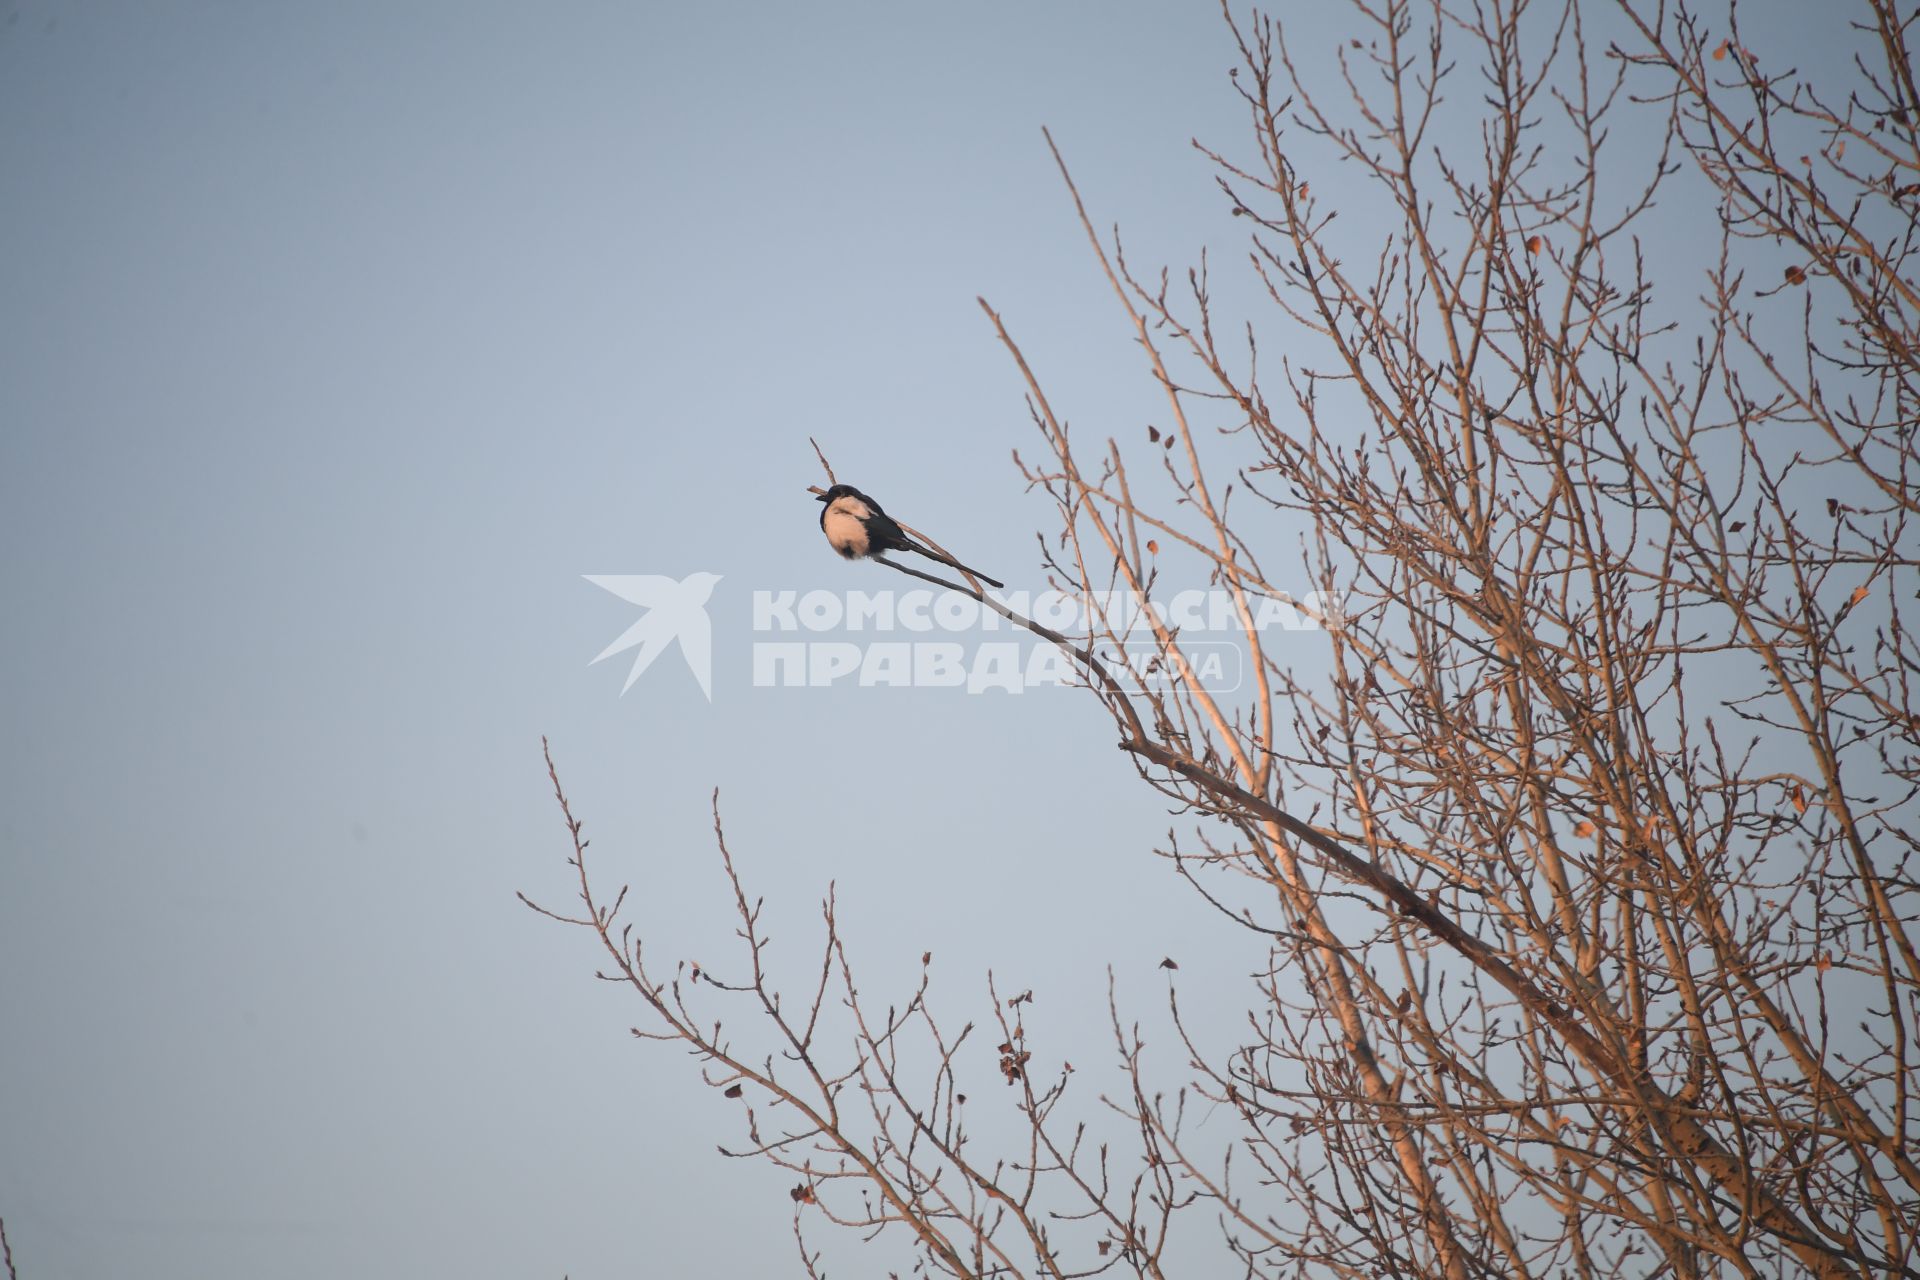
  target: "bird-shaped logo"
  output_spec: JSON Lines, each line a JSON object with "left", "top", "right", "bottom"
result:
{"left": 815, "top": 484, "right": 1004, "bottom": 588}
{"left": 584, "top": 572, "right": 722, "bottom": 699}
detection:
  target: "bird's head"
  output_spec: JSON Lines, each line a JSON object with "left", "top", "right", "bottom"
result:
{"left": 815, "top": 484, "right": 856, "bottom": 504}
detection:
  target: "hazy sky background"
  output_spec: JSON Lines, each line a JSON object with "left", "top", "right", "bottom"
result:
{"left": 0, "top": 1, "right": 1857, "bottom": 1276}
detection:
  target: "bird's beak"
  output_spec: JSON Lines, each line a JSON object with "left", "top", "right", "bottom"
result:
{"left": 812, "top": 491, "right": 830, "bottom": 502}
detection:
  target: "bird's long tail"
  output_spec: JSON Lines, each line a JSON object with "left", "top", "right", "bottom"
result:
{"left": 909, "top": 544, "right": 1004, "bottom": 590}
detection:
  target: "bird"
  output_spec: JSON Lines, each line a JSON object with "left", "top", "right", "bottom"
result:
{"left": 815, "top": 484, "right": 1004, "bottom": 588}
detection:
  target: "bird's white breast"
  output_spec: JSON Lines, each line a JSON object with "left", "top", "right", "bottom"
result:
{"left": 823, "top": 498, "right": 871, "bottom": 558}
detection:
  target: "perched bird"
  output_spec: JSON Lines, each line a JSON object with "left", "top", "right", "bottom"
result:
{"left": 815, "top": 483, "right": 1004, "bottom": 588}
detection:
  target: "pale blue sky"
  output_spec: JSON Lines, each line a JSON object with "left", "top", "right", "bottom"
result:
{"left": 0, "top": 1, "right": 1859, "bottom": 1276}
{"left": 0, "top": 3, "right": 1319, "bottom": 1275}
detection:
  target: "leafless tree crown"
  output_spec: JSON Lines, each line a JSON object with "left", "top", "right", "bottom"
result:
{"left": 530, "top": 3, "right": 1920, "bottom": 1276}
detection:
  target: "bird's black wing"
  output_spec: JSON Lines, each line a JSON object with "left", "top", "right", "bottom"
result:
{"left": 850, "top": 488, "right": 1003, "bottom": 585}
{"left": 857, "top": 500, "right": 916, "bottom": 555}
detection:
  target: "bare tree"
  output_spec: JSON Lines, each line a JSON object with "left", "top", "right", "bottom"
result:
{"left": 528, "top": 2, "right": 1920, "bottom": 1276}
